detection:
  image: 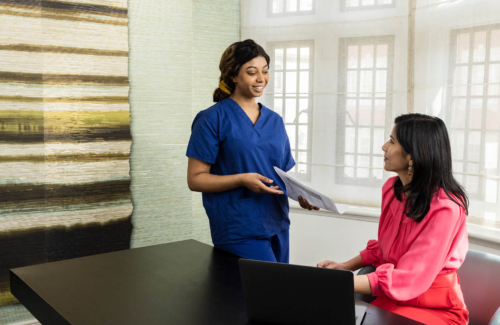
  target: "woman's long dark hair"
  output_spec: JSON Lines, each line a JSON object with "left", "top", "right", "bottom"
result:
{"left": 393, "top": 113, "right": 468, "bottom": 222}
{"left": 213, "top": 39, "right": 270, "bottom": 102}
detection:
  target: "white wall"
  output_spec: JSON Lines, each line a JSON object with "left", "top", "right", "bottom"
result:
{"left": 289, "top": 211, "right": 500, "bottom": 268}
{"left": 289, "top": 212, "right": 378, "bottom": 267}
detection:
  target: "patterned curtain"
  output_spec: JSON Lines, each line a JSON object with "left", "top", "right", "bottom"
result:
{"left": 0, "top": 0, "right": 132, "bottom": 306}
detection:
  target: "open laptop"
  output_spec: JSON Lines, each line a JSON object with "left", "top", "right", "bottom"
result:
{"left": 239, "top": 259, "right": 367, "bottom": 325}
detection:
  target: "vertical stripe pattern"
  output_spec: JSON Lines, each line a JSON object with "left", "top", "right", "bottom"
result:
{"left": 0, "top": 0, "right": 132, "bottom": 307}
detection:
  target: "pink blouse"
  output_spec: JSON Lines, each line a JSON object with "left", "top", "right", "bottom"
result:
{"left": 360, "top": 176, "right": 469, "bottom": 301}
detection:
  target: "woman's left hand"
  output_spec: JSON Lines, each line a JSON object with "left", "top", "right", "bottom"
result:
{"left": 298, "top": 195, "right": 319, "bottom": 211}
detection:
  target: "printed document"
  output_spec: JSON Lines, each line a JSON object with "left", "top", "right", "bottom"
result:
{"left": 274, "top": 167, "right": 349, "bottom": 214}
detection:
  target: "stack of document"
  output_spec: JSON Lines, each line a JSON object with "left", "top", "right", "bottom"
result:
{"left": 274, "top": 166, "right": 349, "bottom": 214}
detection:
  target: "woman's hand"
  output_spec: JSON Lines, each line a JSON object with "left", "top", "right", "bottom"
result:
{"left": 298, "top": 195, "right": 319, "bottom": 210}
{"left": 240, "top": 173, "right": 284, "bottom": 194}
{"left": 316, "top": 260, "right": 348, "bottom": 269}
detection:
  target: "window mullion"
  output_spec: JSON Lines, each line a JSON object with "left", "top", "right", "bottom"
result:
{"left": 370, "top": 43, "right": 377, "bottom": 178}
{"left": 295, "top": 59, "right": 299, "bottom": 167}
{"left": 463, "top": 31, "right": 475, "bottom": 189}
{"left": 479, "top": 28, "right": 493, "bottom": 199}
{"left": 355, "top": 43, "right": 362, "bottom": 176}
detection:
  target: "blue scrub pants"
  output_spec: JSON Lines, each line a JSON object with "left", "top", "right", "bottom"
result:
{"left": 214, "top": 229, "right": 289, "bottom": 263}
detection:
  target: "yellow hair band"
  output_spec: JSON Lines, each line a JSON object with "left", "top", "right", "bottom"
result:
{"left": 218, "top": 80, "right": 232, "bottom": 95}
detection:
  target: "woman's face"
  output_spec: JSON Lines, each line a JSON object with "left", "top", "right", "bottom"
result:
{"left": 382, "top": 125, "right": 412, "bottom": 174}
{"left": 232, "top": 56, "right": 269, "bottom": 98}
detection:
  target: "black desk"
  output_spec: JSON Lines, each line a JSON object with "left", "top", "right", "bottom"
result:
{"left": 11, "top": 240, "right": 422, "bottom": 325}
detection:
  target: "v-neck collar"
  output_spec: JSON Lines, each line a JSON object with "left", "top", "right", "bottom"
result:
{"left": 228, "top": 97, "right": 267, "bottom": 130}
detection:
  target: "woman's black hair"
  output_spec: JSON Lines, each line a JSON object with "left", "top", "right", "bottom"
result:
{"left": 393, "top": 113, "right": 469, "bottom": 222}
{"left": 213, "top": 39, "right": 270, "bottom": 102}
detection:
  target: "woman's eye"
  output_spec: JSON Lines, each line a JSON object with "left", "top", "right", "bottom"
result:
{"left": 248, "top": 72, "right": 256, "bottom": 76}
{"left": 263, "top": 70, "right": 269, "bottom": 74}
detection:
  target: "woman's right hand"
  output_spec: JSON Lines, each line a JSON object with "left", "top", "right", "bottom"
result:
{"left": 316, "top": 260, "right": 348, "bottom": 270}
{"left": 240, "top": 173, "right": 284, "bottom": 195}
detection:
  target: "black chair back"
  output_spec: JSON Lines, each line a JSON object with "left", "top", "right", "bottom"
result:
{"left": 458, "top": 249, "right": 500, "bottom": 325}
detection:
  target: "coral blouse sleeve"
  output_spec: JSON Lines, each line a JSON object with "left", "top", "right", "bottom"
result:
{"left": 366, "top": 201, "right": 467, "bottom": 301}
{"left": 360, "top": 240, "right": 383, "bottom": 267}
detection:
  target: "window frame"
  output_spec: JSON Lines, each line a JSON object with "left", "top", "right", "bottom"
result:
{"left": 267, "top": 0, "right": 315, "bottom": 18}
{"left": 340, "top": 0, "right": 396, "bottom": 12}
{"left": 446, "top": 23, "right": 500, "bottom": 203}
{"left": 266, "top": 40, "right": 315, "bottom": 182}
{"left": 335, "top": 35, "right": 395, "bottom": 187}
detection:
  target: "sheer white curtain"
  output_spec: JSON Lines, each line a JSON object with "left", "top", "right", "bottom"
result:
{"left": 242, "top": 0, "right": 500, "bottom": 228}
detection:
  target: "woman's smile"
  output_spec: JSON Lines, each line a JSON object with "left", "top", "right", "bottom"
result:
{"left": 252, "top": 85, "right": 265, "bottom": 92}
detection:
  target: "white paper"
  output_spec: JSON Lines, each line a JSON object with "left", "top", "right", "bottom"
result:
{"left": 273, "top": 166, "right": 349, "bottom": 214}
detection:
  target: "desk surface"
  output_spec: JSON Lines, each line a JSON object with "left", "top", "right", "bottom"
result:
{"left": 11, "top": 240, "right": 422, "bottom": 325}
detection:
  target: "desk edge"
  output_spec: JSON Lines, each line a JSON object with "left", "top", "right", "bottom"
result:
{"left": 10, "top": 269, "right": 71, "bottom": 325}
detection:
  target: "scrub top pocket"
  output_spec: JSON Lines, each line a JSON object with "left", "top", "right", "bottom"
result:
{"left": 226, "top": 198, "right": 266, "bottom": 241}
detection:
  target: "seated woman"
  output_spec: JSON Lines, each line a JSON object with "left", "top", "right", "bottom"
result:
{"left": 314, "top": 113, "right": 469, "bottom": 325}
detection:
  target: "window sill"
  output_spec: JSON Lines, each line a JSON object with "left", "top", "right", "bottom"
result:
{"left": 289, "top": 201, "right": 500, "bottom": 250}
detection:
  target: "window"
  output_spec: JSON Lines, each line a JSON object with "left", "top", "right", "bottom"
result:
{"left": 268, "top": 0, "right": 314, "bottom": 17}
{"left": 340, "top": 0, "right": 395, "bottom": 12}
{"left": 267, "top": 41, "right": 314, "bottom": 181}
{"left": 336, "top": 36, "right": 395, "bottom": 186}
{"left": 447, "top": 24, "right": 500, "bottom": 203}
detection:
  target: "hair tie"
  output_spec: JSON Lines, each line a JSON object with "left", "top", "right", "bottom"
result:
{"left": 218, "top": 80, "right": 232, "bottom": 95}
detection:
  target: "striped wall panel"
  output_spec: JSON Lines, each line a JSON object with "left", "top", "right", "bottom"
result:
{"left": 0, "top": 0, "right": 132, "bottom": 308}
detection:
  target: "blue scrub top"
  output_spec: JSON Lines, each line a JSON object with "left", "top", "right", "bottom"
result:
{"left": 186, "top": 98, "right": 295, "bottom": 245}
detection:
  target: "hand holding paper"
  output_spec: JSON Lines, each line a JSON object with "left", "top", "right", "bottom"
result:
{"left": 298, "top": 195, "right": 320, "bottom": 211}
{"left": 274, "top": 166, "right": 349, "bottom": 214}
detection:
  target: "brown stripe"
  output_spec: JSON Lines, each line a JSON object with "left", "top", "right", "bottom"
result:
{"left": 0, "top": 179, "right": 131, "bottom": 203}
{"left": 0, "top": 72, "right": 129, "bottom": 86}
{"left": 0, "top": 129, "right": 132, "bottom": 143}
{"left": 0, "top": 1, "right": 127, "bottom": 19}
{"left": 0, "top": 8, "right": 127, "bottom": 26}
{"left": 0, "top": 44, "right": 128, "bottom": 57}
{"left": 0, "top": 0, "right": 127, "bottom": 15}
{"left": 0, "top": 95, "right": 129, "bottom": 104}
{"left": 42, "top": 0, "right": 127, "bottom": 15}
{"left": 0, "top": 153, "right": 130, "bottom": 163}
{"left": 0, "top": 2, "right": 127, "bottom": 21}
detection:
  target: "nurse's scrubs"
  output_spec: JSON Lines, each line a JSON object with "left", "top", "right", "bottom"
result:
{"left": 186, "top": 98, "right": 295, "bottom": 263}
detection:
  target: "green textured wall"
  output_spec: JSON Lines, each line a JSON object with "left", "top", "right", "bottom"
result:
{"left": 1, "top": 0, "right": 240, "bottom": 324}
{"left": 129, "top": 0, "right": 240, "bottom": 248}
{"left": 191, "top": 0, "right": 241, "bottom": 244}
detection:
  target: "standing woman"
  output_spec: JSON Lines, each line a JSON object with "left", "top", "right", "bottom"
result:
{"left": 315, "top": 114, "right": 469, "bottom": 324}
{"left": 186, "top": 39, "right": 308, "bottom": 263}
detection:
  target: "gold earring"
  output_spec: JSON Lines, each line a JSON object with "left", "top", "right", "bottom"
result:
{"left": 408, "top": 166, "right": 413, "bottom": 176}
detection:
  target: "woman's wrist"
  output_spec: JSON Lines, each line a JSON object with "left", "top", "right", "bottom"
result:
{"left": 344, "top": 255, "right": 363, "bottom": 271}
{"left": 341, "top": 261, "right": 354, "bottom": 271}
{"left": 235, "top": 173, "right": 247, "bottom": 188}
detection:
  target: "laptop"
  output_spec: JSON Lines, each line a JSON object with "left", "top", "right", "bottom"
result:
{"left": 239, "top": 259, "right": 367, "bottom": 325}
